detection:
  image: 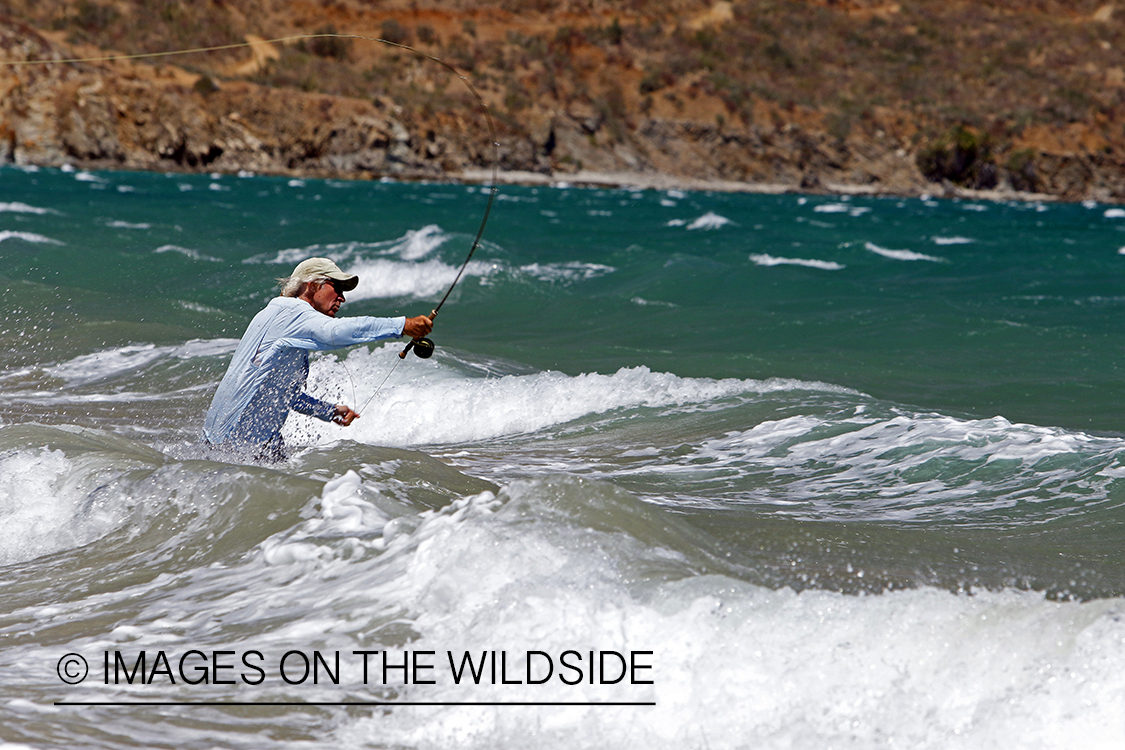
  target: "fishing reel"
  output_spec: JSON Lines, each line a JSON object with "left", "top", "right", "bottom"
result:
{"left": 400, "top": 308, "right": 438, "bottom": 360}
{"left": 400, "top": 337, "right": 435, "bottom": 359}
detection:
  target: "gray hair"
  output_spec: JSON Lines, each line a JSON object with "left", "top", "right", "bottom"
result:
{"left": 277, "top": 274, "right": 331, "bottom": 297}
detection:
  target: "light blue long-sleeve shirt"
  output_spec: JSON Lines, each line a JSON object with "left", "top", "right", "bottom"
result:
{"left": 203, "top": 296, "right": 404, "bottom": 452}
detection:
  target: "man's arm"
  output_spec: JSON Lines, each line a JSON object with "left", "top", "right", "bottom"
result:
{"left": 279, "top": 303, "right": 405, "bottom": 351}
{"left": 282, "top": 308, "right": 432, "bottom": 351}
{"left": 290, "top": 392, "right": 337, "bottom": 421}
{"left": 291, "top": 394, "right": 359, "bottom": 426}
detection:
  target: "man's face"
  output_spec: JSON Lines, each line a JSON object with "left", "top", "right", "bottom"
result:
{"left": 309, "top": 280, "right": 346, "bottom": 317}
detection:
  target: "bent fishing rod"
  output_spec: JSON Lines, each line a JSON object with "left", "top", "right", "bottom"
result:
{"left": 400, "top": 130, "right": 498, "bottom": 361}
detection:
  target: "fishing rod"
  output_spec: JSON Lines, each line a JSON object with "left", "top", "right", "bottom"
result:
{"left": 400, "top": 178, "right": 497, "bottom": 361}
{"left": 323, "top": 35, "right": 501, "bottom": 363}
{"left": 359, "top": 141, "right": 498, "bottom": 411}
{"left": 3, "top": 31, "right": 501, "bottom": 409}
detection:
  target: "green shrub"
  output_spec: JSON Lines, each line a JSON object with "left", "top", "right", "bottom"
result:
{"left": 73, "top": 0, "right": 118, "bottom": 32}
{"left": 917, "top": 125, "right": 998, "bottom": 189}
{"left": 1005, "top": 148, "right": 1038, "bottom": 192}
{"left": 380, "top": 19, "right": 412, "bottom": 47}
{"left": 417, "top": 24, "right": 437, "bottom": 45}
{"left": 192, "top": 74, "right": 219, "bottom": 96}
{"left": 306, "top": 25, "right": 351, "bottom": 60}
{"left": 443, "top": 35, "right": 477, "bottom": 72}
{"left": 640, "top": 66, "right": 675, "bottom": 94}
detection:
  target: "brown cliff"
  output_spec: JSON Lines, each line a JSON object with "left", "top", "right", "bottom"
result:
{"left": 2, "top": 0, "right": 1125, "bottom": 201}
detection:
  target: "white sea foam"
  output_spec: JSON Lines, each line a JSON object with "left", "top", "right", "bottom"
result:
{"left": 666, "top": 212, "right": 733, "bottom": 230}
{"left": 37, "top": 462, "right": 1106, "bottom": 747}
{"left": 292, "top": 354, "right": 849, "bottom": 448}
{"left": 395, "top": 225, "right": 450, "bottom": 261}
{"left": 814, "top": 202, "right": 871, "bottom": 217}
{"left": 245, "top": 225, "right": 452, "bottom": 267}
{"left": 374, "top": 564, "right": 1124, "bottom": 748}
{"left": 345, "top": 257, "right": 497, "bottom": 301}
{"left": 260, "top": 471, "right": 391, "bottom": 564}
{"left": 43, "top": 339, "right": 239, "bottom": 385}
{"left": 1104, "top": 208, "right": 1125, "bottom": 218}
{"left": 0, "top": 447, "right": 122, "bottom": 566}
{"left": 749, "top": 253, "right": 844, "bottom": 270}
{"left": 239, "top": 225, "right": 497, "bottom": 301}
{"left": 932, "top": 236, "right": 974, "bottom": 245}
{"left": 865, "top": 241, "right": 946, "bottom": 262}
{"left": 245, "top": 473, "right": 1125, "bottom": 750}
{"left": 106, "top": 220, "right": 152, "bottom": 229}
{"left": 0, "top": 202, "right": 54, "bottom": 215}
{"left": 154, "top": 244, "right": 222, "bottom": 262}
{"left": 630, "top": 297, "right": 677, "bottom": 308}
{"left": 176, "top": 300, "right": 224, "bottom": 314}
{"left": 0, "top": 389, "right": 172, "bottom": 406}
{"left": 0, "top": 434, "right": 1118, "bottom": 749}
{"left": 246, "top": 243, "right": 367, "bottom": 267}
{"left": 518, "top": 262, "right": 615, "bottom": 283}
{"left": 677, "top": 412, "right": 1123, "bottom": 520}
{"left": 0, "top": 231, "right": 63, "bottom": 245}
{"left": 686, "top": 212, "right": 733, "bottom": 230}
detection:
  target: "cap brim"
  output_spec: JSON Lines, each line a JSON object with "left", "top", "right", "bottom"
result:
{"left": 327, "top": 273, "right": 359, "bottom": 291}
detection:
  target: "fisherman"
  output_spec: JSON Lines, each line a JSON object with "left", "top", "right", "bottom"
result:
{"left": 202, "top": 257, "right": 433, "bottom": 460}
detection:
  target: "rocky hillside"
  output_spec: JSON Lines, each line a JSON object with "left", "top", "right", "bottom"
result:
{"left": 2, "top": 0, "right": 1125, "bottom": 201}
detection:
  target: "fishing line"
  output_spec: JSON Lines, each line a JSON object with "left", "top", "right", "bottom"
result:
{"left": 5, "top": 32, "right": 500, "bottom": 417}
{"left": 355, "top": 120, "right": 498, "bottom": 412}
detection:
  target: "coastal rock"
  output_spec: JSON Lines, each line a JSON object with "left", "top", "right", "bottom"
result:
{"left": 1, "top": 10, "right": 1124, "bottom": 202}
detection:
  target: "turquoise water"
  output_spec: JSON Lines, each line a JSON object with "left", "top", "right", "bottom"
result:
{"left": 1, "top": 165, "right": 1123, "bottom": 748}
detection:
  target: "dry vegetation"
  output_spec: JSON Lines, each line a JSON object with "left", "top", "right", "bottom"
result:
{"left": 2, "top": 0, "right": 1125, "bottom": 197}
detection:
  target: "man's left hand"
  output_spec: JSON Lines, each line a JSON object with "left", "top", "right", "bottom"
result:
{"left": 333, "top": 405, "right": 360, "bottom": 425}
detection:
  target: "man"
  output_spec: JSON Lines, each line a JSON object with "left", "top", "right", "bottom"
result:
{"left": 203, "top": 257, "right": 433, "bottom": 460}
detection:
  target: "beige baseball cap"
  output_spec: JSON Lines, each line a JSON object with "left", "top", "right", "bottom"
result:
{"left": 291, "top": 257, "right": 359, "bottom": 291}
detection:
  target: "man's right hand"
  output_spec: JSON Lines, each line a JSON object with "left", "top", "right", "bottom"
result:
{"left": 403, "top": 315, "right": 433, "bottom": 338}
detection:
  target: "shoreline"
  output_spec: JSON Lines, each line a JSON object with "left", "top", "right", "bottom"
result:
{"left": 5, "top": 159, "right": 1068, "bottom": 205}
{"left": 456, "top": 167, "right": 1064, "bottom": 204}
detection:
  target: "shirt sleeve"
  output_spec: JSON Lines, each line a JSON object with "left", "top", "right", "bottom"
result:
{"left": 291, "top": 391, "right": 338, "bottom": 421}
{"left": 277, "top": 306, "right": 406, "bottom": 352}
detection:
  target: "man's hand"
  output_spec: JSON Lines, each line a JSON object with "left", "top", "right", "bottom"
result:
{"left": 403, "top": 315, "right": 433, "bottom": 339}
{"left": 332, "top": 404, "right": 360, "bottom": 426}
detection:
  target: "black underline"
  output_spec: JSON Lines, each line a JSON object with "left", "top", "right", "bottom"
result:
{"left": 55, "top": 701, "right": 656, "bottom": 707}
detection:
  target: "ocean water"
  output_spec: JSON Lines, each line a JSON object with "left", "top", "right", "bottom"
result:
{"left": 0, "top": 164, "right": 1123, "bottom": 749}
